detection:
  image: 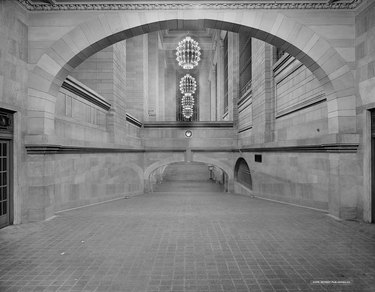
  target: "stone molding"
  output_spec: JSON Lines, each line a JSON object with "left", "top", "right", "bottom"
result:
{"left": 272, "top": 54, "right": 327, "bottom": 118}
{"left": 16, "top": 0, "right": 363, "bottom": 11}
{"left": 25, "top": 145, "right": 145, "bottom": 155}
{"left": 238, "top": 125, "right": 253, "bottom": 133}
{"left": 126, "top": 113, "right": 143, "bottom": 128}
{"left": 143, "top": 121, "right": 234, "bottom": 128}
{"left": 276, "top": 94, "right": 327, "bottom": 118}
{"left": 240, "top": 143, "right": 358, "bottom": 153}
{"left": 62, "top": 76, "right": 111, "bottom": 111}
{"left": 25, "top": 143, "right": 359, "bottom": 154}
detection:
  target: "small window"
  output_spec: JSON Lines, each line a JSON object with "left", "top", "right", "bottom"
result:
{"left": 255, "top": 154, "right": 262, "bottom": 163}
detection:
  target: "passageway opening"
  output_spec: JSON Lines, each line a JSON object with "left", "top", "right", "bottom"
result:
{"left": 371, "top": 110, "right": 375, "bottom": 223}
{"left": 149, "top": 162, "right": 228, "bottom": 193}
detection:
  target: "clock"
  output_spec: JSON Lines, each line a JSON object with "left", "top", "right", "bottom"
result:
{"left": 185, "top": 130, "right": 192, "bottom": 138}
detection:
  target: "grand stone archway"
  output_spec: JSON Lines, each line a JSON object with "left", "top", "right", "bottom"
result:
{"left": 27, "top": 11, "right": 356, "bottom": 144}
{"left": 21, "top": 8, "right": 361, "bottom": 222}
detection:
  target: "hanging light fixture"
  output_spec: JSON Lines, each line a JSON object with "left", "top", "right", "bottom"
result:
{"left": 176, "top": 36, "right": 201, "bottom": 69}
{"left": 181, "top": 94, "right": 195, "bottom": 108}
{"left": 182, "top": 107, "right": 194, "bottom": 119}
{"left": 179, "top": 74, "right": 197, "bottom": 95}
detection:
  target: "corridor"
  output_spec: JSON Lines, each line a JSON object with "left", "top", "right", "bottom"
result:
{"left": 0, "top": 189, "right": 375, "bottom": 292}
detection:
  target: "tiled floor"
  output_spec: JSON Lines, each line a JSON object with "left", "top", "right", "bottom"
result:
{"left": 1, "top": 183, "right": 375, "bottom": 291}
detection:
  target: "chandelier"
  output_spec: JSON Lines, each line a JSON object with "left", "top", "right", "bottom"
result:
{"left": 181, "top": 94, "right": 195, "bottom": 108}
{"left": 182, "top": 107, "right": 194, "bottom": 119}
{"left": 176, "top": 36, "right": 201, "bottom": 69}
{"left": 179, "top": 74, "right": 197, "bottom": 95}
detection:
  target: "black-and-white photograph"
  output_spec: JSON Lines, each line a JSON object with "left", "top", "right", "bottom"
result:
{"left": 0, "top": 0, "right": 374, "bottom": 291}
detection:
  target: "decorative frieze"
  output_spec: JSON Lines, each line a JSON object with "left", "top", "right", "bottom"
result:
{"left": 16, "top": 0, "right": 363, "bottom": 11}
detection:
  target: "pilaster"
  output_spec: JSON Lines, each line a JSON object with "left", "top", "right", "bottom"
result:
{"left": 209, "top": 65, "right": 217, "bottom": 121}
{"left": 227, "top": 32, "right": 239, "bottom": 126}
{"left": 216, "top": 40, "right": 225, "bottom": 121}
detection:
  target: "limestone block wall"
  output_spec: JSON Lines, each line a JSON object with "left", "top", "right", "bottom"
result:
{"left": 55, "top": 84, "right": 109, "bottom": 146}
{"left": 0, "top": 1, "right": 29, "bottom": 224}
{"left": 164, "top": 59, "right": 177, "bottom": 121}
{"left": 126, "top": 35, "right": 145, "bottom": 121}
{"left": 240, "top": 152, "right": 331, "bottom": 211}
{"left": 71, "top": 41, "right": 141, "bottom": 147}
{"left": 112, "top": 40, "right": 134, "bottom": 145}
{"left": 238, "top": 91, "right": 253, "bottom": 145}
{"left": 238, "top": 151, "right": 360, "bottom": 218}
{"left": 25, "top": 152, "right": 144, "bottom": 221}
{"left": 249, "top": 39, "right": 274, "bottom": 145}
{"left": 142, "top": 125, "right": 237, "bottom": 149}
{"left": 236, "top": 37, "right": 360, "bottom": 219}
{"left": 273, "top": 54, "right": 328, "bottom": 141}
{"left": 70, "top": 47, "right": 113, "bottom": 103}
{"left": 198, "top": 53, "right": 213, "bottom": 121}
{"left": 356, "top": 1, "right": 375, "bottom": 222}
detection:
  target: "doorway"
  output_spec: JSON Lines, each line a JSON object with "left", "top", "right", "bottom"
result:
{"left": 371, "top": 111, "right": 375, "bottom": 222}
{"left": 0, "top": 110, "right": 13, "bottom": 228}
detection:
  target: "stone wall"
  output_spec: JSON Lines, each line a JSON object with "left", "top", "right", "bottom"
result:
{"left": 356, "top": 1, "right": 375, "bottom": 221}
{"left": 249, "top": 39, "right": 274, "bottom": 145}
{"left": 274, "top": 55, "right": 328, "bottom": 141}
{"left": 234, "top": 151, "right": 361, "bottom": 216}
{"left": 235, "top": 38, "right": 360, "bottom": 219}
{"left": 0, "top": 1, "right": 29, "bottom": 224}
{"left": 55, "top": 81, "right": 109, "bottom": 146}
{"left": 126, "top": 35, "right": 145, "bottom": 121}
{"left": 70, "top": 47, "right": 113, "bottom": 103}
{"left": 142, "top": 125, "right": 236, "bottom": 149}
{"left": 71, "top": 40, "right": 141, "bottom": 147}
{"left": 25, "top": 152, "right": 144, "bottom": 221}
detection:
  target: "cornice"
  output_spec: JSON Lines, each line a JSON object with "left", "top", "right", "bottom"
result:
{"left": 61, "top": 76, "right": 111, "bottom": 111}
{"left": 16, "top": 0, "right": 363, "bottom": 11}
{"left": 25, "top": 142, "right": 359, "bottom": 154}
{"left": 143, "top": 121, "right": 234, "bottom": 128}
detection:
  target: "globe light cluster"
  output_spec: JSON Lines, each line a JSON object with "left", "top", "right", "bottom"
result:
{"left": 176, "top": 36, "right": 201, "bottom": 119}
{"left": 179, "top": 74, "right": 197, "bottom": 95}
{"left": 182, "top": 107, "right": 194, "bottom": 119}
{"left": 181, "top": 94, "right": 195, "bottom": 108}
{"left": 176, "top": 36, "right": 201, "bottom": 70}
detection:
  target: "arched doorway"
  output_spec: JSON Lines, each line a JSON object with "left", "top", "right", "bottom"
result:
{"left": 234, "top": 158, "right": 253, "bottom": 195}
